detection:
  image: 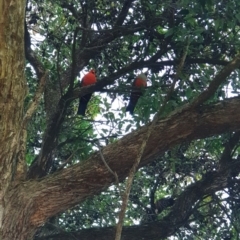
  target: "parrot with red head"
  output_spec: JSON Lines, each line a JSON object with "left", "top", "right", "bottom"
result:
{"left": 77, "top": 69, "right": 97, "bottom": 116}
{"left": 126, "top": 73, "right": 147, "bottom": 114}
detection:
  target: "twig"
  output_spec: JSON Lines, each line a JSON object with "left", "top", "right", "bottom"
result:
{"left": 96, "top": 142, "right": 119, "bottom": 186}
{"left": 219, "top": 131, "right": 240, "bottom": 170}
{"left": 68, "top": 27, "right": 79, "bottom": 92}
{"left": 214, "top": 195, "right": 240, "bottom": 235}
{"left": 191, "top": 54, "right": 240, "bottom": 108}
{"left": 57, "top": 152, "right": 76, "bottom": 171}
{"left": 23, "top": 71, "right": 48, "bottom": 128}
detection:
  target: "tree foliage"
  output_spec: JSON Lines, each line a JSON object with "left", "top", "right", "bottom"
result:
{"left": 1, "top": 0, "right": 240, "bottom": 239}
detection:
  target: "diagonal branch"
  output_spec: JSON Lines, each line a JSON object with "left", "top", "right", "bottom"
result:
{"left": 23, "top": 71, "right": 48, "bottom": 128}
{"left": 114, "top": 0, "right": 135, "bottom": 26}
{"left": 34, "top": 158, "right": 240, "bottom": 240}
{"left": 191, "top": 54, "right": 240, "bottom": 107}
{"left": 23, "top": 96, "right": 240, "bottom": 228}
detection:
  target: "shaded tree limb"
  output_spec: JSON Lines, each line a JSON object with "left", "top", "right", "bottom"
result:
{"left": 14, "top": 71, "right": 48, "bottom": 181}
{"left": 23, "top": 71, "right": 48, "bottom": 128}
{"left": 219, "top": 131, "right": 240, "bottom": 169}
{"left": 114, "top": 0, "right": 135, "bottom": 26}
{"left": 25, "top": 46, "right": 46, "bottom": 80}
{"left": 21, "top": 97, "right": 240, "bottom": 232}
{"left": 71, "top": 55, "right": 231, "bottom": 102}
{"left": 33, "top": 158, "right": 240, "bottom": 240}
{"left": 191, "top": 54, "right": 240, "bottom": 107}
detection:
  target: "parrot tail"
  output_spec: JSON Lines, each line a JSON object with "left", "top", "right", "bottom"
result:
{"left": 126, "top": 92, "right": 141, "bottom": 115}
{"left": 77, "top": 94, "right": 92, "bottom": 116}
{"left": 126, "top": 102, "right": 136, "bottom": 115}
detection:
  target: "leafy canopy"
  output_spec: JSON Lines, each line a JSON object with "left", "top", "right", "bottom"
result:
{"left": 25, "top": 0, "right": 240, "bottom": 239}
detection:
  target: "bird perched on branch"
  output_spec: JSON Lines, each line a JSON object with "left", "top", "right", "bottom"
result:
{"left": 126, "top": 73, "right": 147, "bottom": 114}
{"left": 77, "top": 69, "right": 97, "bottom": 116}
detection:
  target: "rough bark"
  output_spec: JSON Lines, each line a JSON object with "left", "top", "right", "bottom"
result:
{"left": 35, "top": 139, "right": 240, "bottom": 240}
{"left": 0, "top": 0, "right": 27, "bottom": 239}
{"left": 33, "top": 160, "right": 240, "bottom": 240}
{"left": 2, "top": 96, "right": 240, "bottom": 240}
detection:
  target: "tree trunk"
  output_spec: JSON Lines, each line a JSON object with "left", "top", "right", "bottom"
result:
{"left": 0, "top": 0, "right": 28, "bottom": 239}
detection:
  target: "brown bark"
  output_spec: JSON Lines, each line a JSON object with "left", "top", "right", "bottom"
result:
{"left": 35, "top": 144, "right": 240, "bottom": 240}
{"left": 33, "top": 159, "right": 240, "bottom": 240}
{"left": 2, "top": 96, "right": 239, "bottom": 240}
{"left": 0, "top": 0, "right": 27, "bottom": 239}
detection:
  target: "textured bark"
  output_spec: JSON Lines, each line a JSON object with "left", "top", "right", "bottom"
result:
{"left": 34, "top": 160, "right": 239, "bottom": 240}
{"left": 14, "top": 97, "right": 240, "bottom": 232}
{"left": 0, "top": 0, "right": 28, "bottom": 239}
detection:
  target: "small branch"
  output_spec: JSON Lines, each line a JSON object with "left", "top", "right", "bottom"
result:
{"left": 23, "top": 71, "right": 48, "bottom": 128}
{"left": 160, "top": 38, "right": 189, "bottom": 109}
{"left": 114, "top": 0, "right": 135, "bottom": 26}
{"left": 219, "top": 131, "right": 240, "bottom": 170}
{"left": 25, "top": 46, "right": 46, "bottom": 79}
{"left": 96, "top": 142, "right": 119, "bottom": 186}
{"left": 191, "top": 54, "right": 240, "bottom": 107}
{"left": 56, "top": 152, "right": 76, "bottom": 172}
{"left": 214, "top": 195, "right": 240, "bottom": 234}
{"left": 56, "top": 51, "right": 63, "bottom": 96}
{"left": 68, "top": 28, "right": 79, "bottom": 92}
{"left": 150, "top": 173, "right": 163, "bottom": 210}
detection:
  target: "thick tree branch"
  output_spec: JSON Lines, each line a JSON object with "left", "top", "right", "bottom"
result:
{"left": 37, "top": 132, "right": 239, "bottom": 240}
{"left": 71, "top": 55, "right": 231, "bottom": 101}
{"left": 34, "top": 159, "right": 240, "bottom": 240}
{"left": 20, "top": 96, "right": 240, "bottom": 228}
{"left": 114, "top": 0, "right": 135, "bottom": 26}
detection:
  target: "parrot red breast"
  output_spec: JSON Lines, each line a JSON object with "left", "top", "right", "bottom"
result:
{"left": 77, "top": 69, "right": 97, "bottom": 116}
{"left": 126, "top": 73, "right": 147, "bottom": 114}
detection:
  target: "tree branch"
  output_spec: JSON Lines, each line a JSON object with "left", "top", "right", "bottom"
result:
{"left": 33, "top": 159, "right": 240, "bottom": 240}
{"left": 23, "top": 71, "right": 48, "bottom": 128}
{"left": 114, "top": 0, "right": 135, "bottom": 26}
{"left": 191, "top": 54, "right": 240, "bottom": 107}
{"left": 21, "top": 96, "right": 240, "bottom": 227}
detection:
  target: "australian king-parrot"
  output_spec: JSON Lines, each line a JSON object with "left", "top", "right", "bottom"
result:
{"left": 126, "top": 73, "right": 147, "bottom": 114}
{"left": 77, "top": 69, "right": 97, "bottom": 116}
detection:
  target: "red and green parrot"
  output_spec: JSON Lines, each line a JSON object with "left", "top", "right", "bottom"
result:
{"left": 126, "top": 73, "right": 147, "bottom": 114}
{"left": 77, "top": 69, "right": 97, "bottom": 116}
